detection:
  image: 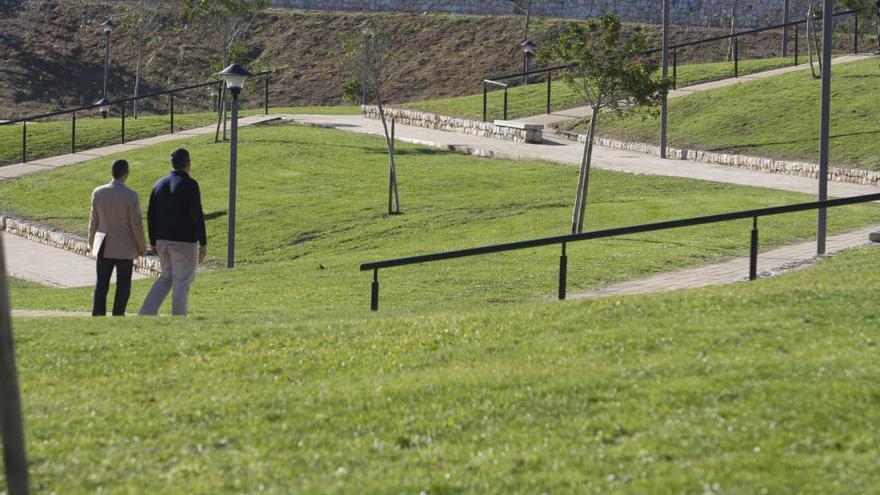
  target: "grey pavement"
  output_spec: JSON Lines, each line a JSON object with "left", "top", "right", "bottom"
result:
{"left": 569, "top": 225, "right": 880, "bottom": 299}
{"left": 0, "top": 114, "right": 281, "bottom": 182}
{"left": 282, "top": 113, "right": 880, "bottom": 198}
{"left": 2, "top": 232, "right": 147, "bottom": 288}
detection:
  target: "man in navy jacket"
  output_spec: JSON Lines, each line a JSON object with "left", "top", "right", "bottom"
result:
{"left": 139, "top": 148, "right": 207, "bottom": 316}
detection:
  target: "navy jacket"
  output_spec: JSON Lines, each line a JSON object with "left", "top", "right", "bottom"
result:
{"left": 146, "top": 170, "right": 207, "bottom": 246}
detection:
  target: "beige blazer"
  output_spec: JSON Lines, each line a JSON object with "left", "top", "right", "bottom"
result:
{"left": 88, "top": 180, "right": 148, "bottom": 260}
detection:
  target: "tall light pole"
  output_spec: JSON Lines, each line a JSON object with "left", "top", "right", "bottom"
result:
{"left": 0, "top": 235, "right": 31, "bottom": 495}
{"left": 100, "top": 19, "right": 115, "bottom": 101}
{"left": 660, "top": 0, "right": 670, "bottom": 159}
{"left": 520, "top": 40, "right": 536, "bottom": 85}
{"left": 782, "top": 0, "right": 790, "bottom": 57}
{"left": 817, "top": 0, "right": 833, "bottom": 255}
{"left": 215, "top": 63, "right": 253, "bottom": 269}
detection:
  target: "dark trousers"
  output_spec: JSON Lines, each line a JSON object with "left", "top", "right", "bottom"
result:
{"left": 92, "top": 253, "right": 134, "bottom": 316}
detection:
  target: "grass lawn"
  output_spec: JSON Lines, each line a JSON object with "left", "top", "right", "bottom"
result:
{"left": 4, "top": 123, "right": 880, "bottom": 492}
{"left": 402, "top": 56, "right": 798, "bottom": 121}
{"left": 0, "top": 105, "right": 360, "bottom": 167}
{"left": 562, "top": 58, "right": 880, "bottom": 170}
{"left": 8, "top": 243, "right": 880, "bottom": 493}
{"left": 3, "top": 122, "right": 879, "bottom": 320}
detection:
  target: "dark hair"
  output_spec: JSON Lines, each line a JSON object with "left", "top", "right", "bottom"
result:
{"left": 111, "top": 159, "right": 129, "bottom": 179}
{"left": 170, "top": 148, "right": 190, "bottom": 170}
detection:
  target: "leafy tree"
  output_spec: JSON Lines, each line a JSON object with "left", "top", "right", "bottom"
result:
{"left": 539, "top": 16, "right": 672, "bottom": 234}
{"left": 341, "top": 17, "right": 402, "bottom": 215}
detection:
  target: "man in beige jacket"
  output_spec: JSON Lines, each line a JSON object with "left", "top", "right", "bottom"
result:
{"left": 88, "top": 159, "right": 148, "bottom": 316}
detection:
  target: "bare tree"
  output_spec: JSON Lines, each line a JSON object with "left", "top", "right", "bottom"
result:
{"left": 341, "top": 18, "right": 402, "bottom": 215}
{"left": 120, "top": 0, "right": 167, "bottom": 118}
{"left": 184, "top": 0, "right": 268, "bottom": 141}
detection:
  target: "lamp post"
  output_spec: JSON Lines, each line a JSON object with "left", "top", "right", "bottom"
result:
{"left": 520, "top": 39, "right": 536, "bottom": 85}
{"left": 660, "top": 0, "right": 670, "bottom": 159}
{"left": 215, "top": 63, "right": 253, "bottom": 269}
{"left": 817, "top": 0, "right": 832, "bottom": 255}
{"left": 100, "top": 19, "right": 115, "bottom": 100}
{"left": 95, "top": 97, "right": 110, "bottom": 120}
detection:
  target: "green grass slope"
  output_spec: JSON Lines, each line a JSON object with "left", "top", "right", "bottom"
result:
{"left": 0, "top": 106, "right": 360, "bottom": 166}
{"left": 2, "top": 123, "right": 878, "bottom": 319}
{"left": 579, "top": 58, "right": 880, "bottom": 170}
{"left": 10, "top": 245, "right": 880, "bottom": 493}
{"left": 403, "top": 57, "right": 797, "bottom": 121}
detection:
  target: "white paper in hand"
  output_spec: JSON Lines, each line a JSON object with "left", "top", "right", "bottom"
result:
{"left": 91, "top": 232, "right": 106, "bottom": 258}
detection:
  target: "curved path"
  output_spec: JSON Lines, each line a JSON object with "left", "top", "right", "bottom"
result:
{"left": 4, "top": 58, "right": 880, "bottom": 314}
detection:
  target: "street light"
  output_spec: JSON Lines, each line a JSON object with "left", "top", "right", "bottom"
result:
{"left": 100, "top": 19, "right": 115, "bottom": 100}
{"left": 95, "top": 97, "right": 110, "bottom": 119}
{"left": 215, "top": 63, "right": 253, "bottom": 269}
{"left": 520, "top": 39, "right": 536, "bottom": 84}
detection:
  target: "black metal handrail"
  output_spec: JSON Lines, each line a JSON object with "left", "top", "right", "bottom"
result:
{"left": 480, "top": 8, "right": 860, "bottom": 120}
{"left": 360, "top": 192, "right": 880, "bottom": 310}
{"left": 481, "top": 79, "right": 510, "bottom": 121}
{"left": 2, "top": 70, "right": 275, "bottom": 164}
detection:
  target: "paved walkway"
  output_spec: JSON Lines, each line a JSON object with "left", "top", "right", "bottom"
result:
{"left": 281, "top": 113, "right": 880, "bottom": 198}
{"left": 518, "top": 54, "right": 871, "bottom": 127}
{"left": 570, "top": 225, "right": 880, "bottom": 299}
{"left": 3, "top": 58, "right": 878, "bottom": 308}
{"left": 0, "top": 114, "right": 281, "bottom": 182}
{"left": 2, "top": 232, "right": 147, "bottom": 288}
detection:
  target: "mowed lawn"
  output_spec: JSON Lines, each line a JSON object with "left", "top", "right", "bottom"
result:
{"left": 3, "top": 123, "right": 880, "bottom": 318}
{"left": 9, "top": 245, "right": 880, "bottom": 493}
{"left": 570, "top": 58, "right": 880, "bottom": 170}
{"left": 0, "top": 105, "right": 360, "bottom": 166}
{"left": 403, "top": 56, "right": 799, "bottom": 121}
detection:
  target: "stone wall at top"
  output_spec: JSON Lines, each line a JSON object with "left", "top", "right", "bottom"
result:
{"left": 271, "top": 0, "right": 816, "bottom": 29}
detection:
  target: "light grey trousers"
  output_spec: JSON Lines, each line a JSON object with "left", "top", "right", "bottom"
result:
{"left": 139, "top": 240, "right": 198, "bottom": 316}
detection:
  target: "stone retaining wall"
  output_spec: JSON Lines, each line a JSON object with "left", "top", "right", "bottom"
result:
{"left": 558, "top": 130, "right": 880, "bottom": 187}
{"left": 0, "top": 216, "right": 160, "bottom": 277}
{"left": 272, "top": 0, "right": 815, "bottom": 28}
{"left": 362, "top": 106, "right": 539, "bottom": 143}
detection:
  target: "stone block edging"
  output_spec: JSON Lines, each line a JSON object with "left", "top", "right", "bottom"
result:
{"left": 0, "top": 216, "right": 160, "bottom": 277}
{"left": 557, "top": 130, "right": 880, "bottom": 187}
{"left": 361, "top": 106, "right": 541, "bottom": 144}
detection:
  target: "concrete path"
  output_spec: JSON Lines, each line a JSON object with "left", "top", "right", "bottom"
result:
{"left": 569, "top": 225, "right": 880, "bottom": 299}
{"left": 11, "top": 310, "right": 90, "bottom": 318}
{"left": 0, "top": 114, "right": 281, "bottom": 182}
{"left": 518, "top": 54, "right": 872, "bottom": 127}
{"left": 3, "top": 232, "right": 147, "bottom": 288}
{"left": 281, "top": 113, "right": 880, "bottom": 198}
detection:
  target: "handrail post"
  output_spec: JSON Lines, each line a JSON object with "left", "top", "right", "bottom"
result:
{"left": 21, "top": 120, "right": 26, "bottom": 164}
{"left": 749, "top": 217, "right": 759, "bottom": 280}
{"left": 71, "top": 112, "right": 76, "bottom": 154}
{"left": 733, "top": 35, "right": 739, "bottom": 78}
{"left": 546, "top": 70, "right": 552, "bottom": 114}
{"left": 264, "top": 74, "right": 270, "bottom": 115}
{"left": 370, "top": 269, "right": 380, "bottom": 311}
{"left": 794, "top": 24, "right": 799, "bottom": 65}
{"left": 121, "top": 104, "right": 125, "bottom": 144}
{"left": 503, "top": 86, "right": 508, "bottom": 120}
{"left": 482, "top": 82, "right": 488, "bottom": 122}
{"left": 558, "top": 242, "right": 568, "bottom": 300}
{"left": 170, "top": 93, "right": 175, "bottom": 134}
{"left": 672, "top": 48, "right": 678, "bottom": 89}
{"left": 853, "top": 12, "right": 858, "bottom": 54}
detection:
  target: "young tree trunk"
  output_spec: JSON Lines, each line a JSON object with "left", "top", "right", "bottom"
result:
{"left": 214, "top": 84, "right": 226, "bottom": 142}
{"left": 571, "top": 104, "right": 600, "bottom": 234}
{"left": 133, "top": 24, "right": 143, "bottom": 119}
{"left": 375, "top": 94, "right": 401, "bottom": 214}
{"left": 726, "top": 0, "right": 738, "bottom": 61}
